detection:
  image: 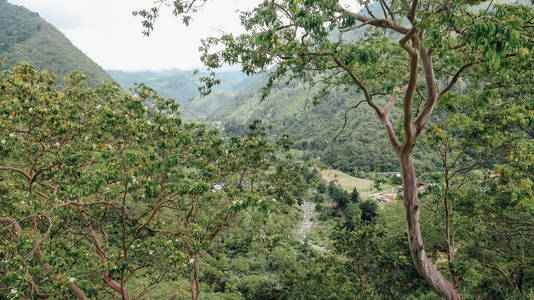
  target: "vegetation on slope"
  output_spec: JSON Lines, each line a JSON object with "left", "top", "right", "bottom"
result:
{"left": 108, "top": 69, "right": 253, "bottom": 103}
{"left": 0, "top": 0, "right": 113, "bottom": 87}
{"left": 182, "top": 76, "right": 438, "bottom": 174}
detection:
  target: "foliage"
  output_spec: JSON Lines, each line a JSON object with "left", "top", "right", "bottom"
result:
{"left": 0, "top": 64, "right": 302, "bottom": 299}
{"left": 349, "top": 187, "right": 359, "bottom": 203}
{"left": 419, "top": 37, "right": 534, "bottom": 297}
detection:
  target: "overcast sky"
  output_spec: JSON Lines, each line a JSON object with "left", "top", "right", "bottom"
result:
{"left": 7, "top": 0, "right": 359, "bottom": 71}
{"left": 7, "top": 0, "right": 260, "bottom": 71}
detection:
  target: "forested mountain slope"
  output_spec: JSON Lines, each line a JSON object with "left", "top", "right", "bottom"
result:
{"left": 0, "top": 0, "right": 113, "bottom": 86}
{"left": 182, "top": 75, "right": 437, "bottom": 174}
{"left": 108, "top": 69, "right": 254, "bottom": 103}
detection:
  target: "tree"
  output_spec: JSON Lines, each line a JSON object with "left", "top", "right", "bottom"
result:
{"left": 349, "top": 187, "right": 359, "bottom": 203}
{"left": 359, "top": 199, "right": 378, "bottom": 223}
{"left": 419, "top": 47, "right": 534, "bottom": 296}
{"left": 137, "top": 0, "right": 533, "bottom": 297}
{"left": 0, "top": 64, "right": 300, "bottom": 300}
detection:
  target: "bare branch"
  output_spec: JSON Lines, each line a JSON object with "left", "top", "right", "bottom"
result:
{"left": 338, "top": 7, "right": 410, "bottom": 34}
{"left": 438, "top": 62, "right": 474, "bottom": 99}
{"left": 331, "top": 56, "right": 382, "bottom": 117}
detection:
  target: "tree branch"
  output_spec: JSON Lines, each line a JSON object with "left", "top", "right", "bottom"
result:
{"left": 331, "top": 56, "right": 383, "bottom": 117}
{"left": 437, "top": 62, "right": 474, "bottom": 100}
{"left": 338, "top": 7, "right": 410, "bottom": 34}
{"left": 81, "top": 211, "right": 131, "bottom": 300}
{"left": 413, "top": 48, "right": 438, "bottom": 137}
{"left": 0, "top": 166, "right": 31, "bottom": 182}
{"left": 382, "top": 85, "right": 409, "bottom": 151}
{"left": 0, "top": 217, "right": 23, "bottom": 233}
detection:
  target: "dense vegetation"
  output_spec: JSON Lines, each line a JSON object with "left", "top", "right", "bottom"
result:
{"left": 0, "top": 0, "right": 113, "bottom": 87}
{"left": 139, "top": 0, "right": 534, "bottom": 298}
{"left": 0, "top": 0, "right": 533, "bottom": 299}
{"left": 182, "top": 74, "right": 439, "bottom": 174}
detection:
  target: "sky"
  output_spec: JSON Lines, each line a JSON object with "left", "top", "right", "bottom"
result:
{"left": 7, "top": 0, "right": 260, "bottom": 71}
{"left": 7, "top": 0, "right": 359, "bottom": 72}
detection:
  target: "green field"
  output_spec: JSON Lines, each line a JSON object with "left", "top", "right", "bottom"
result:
{"left": 318, "top": 169, "right": 396, "bottom": 200}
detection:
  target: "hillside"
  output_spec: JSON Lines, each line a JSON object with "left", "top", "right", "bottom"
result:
{"left": 182, "top": 75, "right": 437, "bottom": 174}
{"left": 0, "top": 0, "right": 113, "bottom": 86}
{"left": 108, "top": 69, "right": 254, "bottom": 103}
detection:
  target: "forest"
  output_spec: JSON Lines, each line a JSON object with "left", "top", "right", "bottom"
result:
{"left": 1, "top": 0, "right": 533, "bottom": 299}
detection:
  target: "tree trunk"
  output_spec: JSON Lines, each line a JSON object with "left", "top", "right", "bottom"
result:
{"left": 399, "top": 153, "right": 460, "bottom": 300}
{"left": 190, "top": 260, "right": 200, "bottom": 300}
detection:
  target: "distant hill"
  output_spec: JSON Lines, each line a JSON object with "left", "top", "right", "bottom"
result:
{"left": 108, "top": 69, "right": 254, "bottom": 103}
{"left": 180, "top": 75, "right": 438, "bottom": 174}
{"left": 0, "top": 0, "right": 113, "bottom": 86}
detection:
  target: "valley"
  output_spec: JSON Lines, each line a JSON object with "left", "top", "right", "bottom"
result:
{"left": 1, "top": 0, "right": 532, "bottom": 299}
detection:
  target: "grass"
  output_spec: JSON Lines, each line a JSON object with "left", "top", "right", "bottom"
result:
{"left": 319, "top": 169, "right": 396, "bottom": 200}
{"left": 319, "top": 169, "right": 374, "bottom": 192}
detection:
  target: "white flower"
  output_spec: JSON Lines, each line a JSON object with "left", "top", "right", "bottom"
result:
{"left": 167, "top": 239, "right": 172, "bottom": 243}
{"left": 189, "top": 258, "right": 195, "bottom": 264}
{"left": 232, "top": 200, "right": 237, "bottom": 206}
{"left": 92, "top": 144, "right": 96, "bottom": 149}
{"left": 149, "top": 250, "right": 154, "bottom": 255}
{"left": 55, "top": 142, "right": 60, "bottom": 147}
{"left": 69, "top": 277, "right": 75, "bottom": 283}
{"left": 238, "top": 200, "right": 243, "bottom": 205}
{"left": 9, "top": 133, "right": 14, "bottom": 137}
{"left": 147, "top": 120, "right": 152, "bottom": 126}
{"left": 96, "top": 104, "right": 102, "bottom": 109}
{"left": 159, "top": 126, "right": 164, "bottom": 131}
{"left": 10, "top": 288, "right": 17, "bottom": 294}
{"left": 131, "top": 176, "right": 137, "bottom": 183}
{"left": 213, "top": 184, "right": 222, "bottom": 191}
{"left": 1, "top": 139, "right": 5, "bottom": 144}
{"left": 29, "top": 107, "right": 33, "bottom": 113}
{"left": 85, "top": 136, "right": 89, "bottom": 141}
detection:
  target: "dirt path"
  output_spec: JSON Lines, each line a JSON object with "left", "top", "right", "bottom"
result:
{"left": 297, "top": 201, "right": 327, "bottom": 252}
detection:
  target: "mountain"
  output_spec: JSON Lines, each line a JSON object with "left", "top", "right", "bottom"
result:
{"left": 108, "top": 69, "right": 254, "bottom": 103}
{"left": 181, "top": 75, "right": 439, "bottom": 174}
{"left": 0, "top": 0, "right": 113, "bottom": 86}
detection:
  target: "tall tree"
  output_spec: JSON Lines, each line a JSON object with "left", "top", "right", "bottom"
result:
{"left": 137, "top": 1, "right": 533, "bottom": 298}
{"left": 0, "top": 64, "right": 301, "bottom": 299}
